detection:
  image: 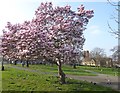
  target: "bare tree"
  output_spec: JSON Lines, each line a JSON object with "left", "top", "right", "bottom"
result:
{"left": 90, "top": 47, "right": 106, "bottom": 58}
{"left": 110, "top": 45, "right": 120, "bottom": 64}
{"left": 90, "top": 47, "right": 107, "bottom": 66}
{"left": 108, "top": 0, "right": 120, "bottom": 67}
{"left": 107, "top": 0, "right": 120, "bottom": 38}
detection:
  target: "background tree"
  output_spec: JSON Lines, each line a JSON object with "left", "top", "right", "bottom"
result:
{"left": 107, "top": 0, "right": 120, "bottom": 37}
{"left": 90, "top": 47, "right": 107, "bottom": 67}
{"left": 0, "top": 2, "right": 94, "bottom": 83}
{"left": 110, "top": 45, "right": 119, "bottom": 64}
{"left": 107, "top": 0, "right": 120, "bottom": 67}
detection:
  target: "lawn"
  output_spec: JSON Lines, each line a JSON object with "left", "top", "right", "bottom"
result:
{"left": 1, "top": 65, "right": 118, "bottom": 92}
{"left": 14, "top": 63, "right": 119, "bottom": 76}
{"left": 0, "top": 69, "right": 2, "bottom": 92}
{"left": 28, "top": 64, "right": 97, "bottom": 76}
{"left": 77, "top": 65, "right": 120, "bottom": 76}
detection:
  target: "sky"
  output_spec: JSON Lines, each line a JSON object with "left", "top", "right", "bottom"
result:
{"left": 0, "top": 0, "right": 118, "bottom": 56}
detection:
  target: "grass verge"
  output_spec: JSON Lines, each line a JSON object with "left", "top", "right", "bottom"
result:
{"left": 77, "top": 66, "right": 120, "bottom": 76}
{"left": 14, "top": 64, "right": 97, "bottom": 76}
{"left": 1, "top": 65, "right": 118, "bottom": 92}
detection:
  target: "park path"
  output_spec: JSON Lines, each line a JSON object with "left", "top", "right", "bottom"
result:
{"left": 66, "top": 74, "right": 119, "bottom": 91}
{"left": 7, "top": 65, "right": 120, "bottom": 91}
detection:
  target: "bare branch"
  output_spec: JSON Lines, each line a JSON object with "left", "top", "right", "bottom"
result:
{"left": 107, "top": 0, "right": 120, "bottom": 6}
{"left": 107, "top": 22, "right": 120, "bottom": 38}
{"left": 110, "top": 14, "right": 118, "bottom": 20}
{"left": 115, "top": 19, "right": 119, "bottom": 24}
{"left": 115, "top": 8, "right": 120, "bottom": 12}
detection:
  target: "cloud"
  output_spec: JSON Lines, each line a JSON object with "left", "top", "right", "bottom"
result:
{"left": 87, "top": 25, "right": 101, "bottom": 35}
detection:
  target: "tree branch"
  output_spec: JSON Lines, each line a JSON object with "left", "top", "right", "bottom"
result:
{"left": 107, "top": 22, "right": 120, "bottom": 37}
{"left": 107, "top": 0, "right": 120, "bottom": 6}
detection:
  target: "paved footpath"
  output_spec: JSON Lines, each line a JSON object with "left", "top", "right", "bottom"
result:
{"left": 66, "top": 74, "right": 119, "bottom": 91}
{"left": 66, "top": 69, "right": 120, "bottom": 91}
{"left": 8, "top": 65, "right": 120, "bottom": 91}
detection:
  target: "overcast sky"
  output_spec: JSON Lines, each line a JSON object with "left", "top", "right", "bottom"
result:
{"left": 0, "top": 0, "right": 118, "bottom": 56}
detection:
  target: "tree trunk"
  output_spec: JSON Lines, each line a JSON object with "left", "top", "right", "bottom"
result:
{"left": 10, "top": 60, "right": 12, "bottom": 64}
{"left": 26, "top": 60, "right": 29, "bottom": 67}
{"left": 73, "top": 63, "right": 76, "bottom": 69}
{"left": 57, "top": 60, "right": 65, "bottom": 84}
{"left": 1, "top": 58, "right": 4, "bottom": 71}
{"left": 14, "top": 60, "right": 17, "bottom": 65}
{"left": 22, "top": 61, "right": 24, "bottom": 67}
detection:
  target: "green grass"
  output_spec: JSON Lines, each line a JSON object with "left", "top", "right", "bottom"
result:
{"left": 15, "top": 64, "right": 97, "bottom": 76}
{"left": 15, "top": 63, "right": 120, "bottom": 76}
{"left": 0, "top": 70, "right": 2, "bottom": 92}
{"left": 1, "top": 65, "right": 118, "bottom": 92}
{"left": 77, "top": 66, "right": 120, "bottom": 76}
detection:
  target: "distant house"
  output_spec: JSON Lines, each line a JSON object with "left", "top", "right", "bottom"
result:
{"left": 81, "top": 50, "right": 113, "bottom": 67}
{"left": 81, "top": 58, "right": 96, "bottom": 66}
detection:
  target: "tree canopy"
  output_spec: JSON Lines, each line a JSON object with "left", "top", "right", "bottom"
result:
{"left": 1, "top": 2, "right": 94, "bottom": 64}
{"left": 0, "top": 2, "right": 94, "bottom": 83}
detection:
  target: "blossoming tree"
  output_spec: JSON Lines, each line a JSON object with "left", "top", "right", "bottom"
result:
{"left": 1, "top": 2, "right": 94, "bottom": 83}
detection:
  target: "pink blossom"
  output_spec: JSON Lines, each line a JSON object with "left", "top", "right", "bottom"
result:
{"left": 1, "top": 2, "right": 94, "bottom": 64}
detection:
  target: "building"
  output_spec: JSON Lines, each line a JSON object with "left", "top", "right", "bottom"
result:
{"left": 81, "top": 50, "right": 113, "bottom": 67}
